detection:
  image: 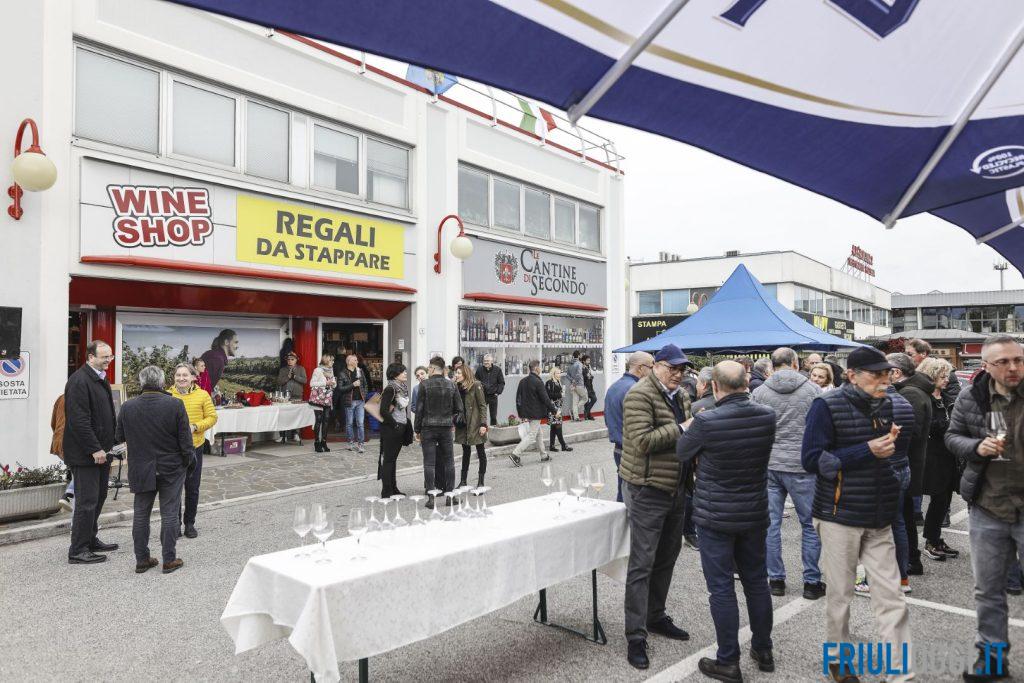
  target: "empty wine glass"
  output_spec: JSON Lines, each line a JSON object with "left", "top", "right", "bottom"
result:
{"left": 592, "top": 467, "right": 607, "bottom": 500}
{"left": 390, "top": 495, "right": 408, "bottom": 527}
{"left": 988, "top": 412, "right": 1011, "bottom": 462}
{"left": 293, "top": 505, "right": 312, "bottom": 558}
{"left": 457, "top": 487, "right": 473, "bottom": 519}
{"left": 364, "top": 496, "right": 381, "bottom": 533}
{"left": 427, "top": 489, "right": 444, "bottom": 523}
{"left": 380, "top": 498, "right": 396, "bottom": 531}
{"left": 554, "top": 476, "right": 568, "bottom": 519}
{"left": 469, "top": 488, "right": 483, "bottom": 517}
{"left": 479, "top": 486, "right": 493, "bottom": 516}
{"left": 541, "top": 463, "right": 553, "bottom": 497}
{"left": 311, "top": 505, "right": 334, "bottom": 563}
{"left": 570, "top": 473, "right": 587, "bottom": 513}
{"left": 444, "top": 492, "right": 458, "bottom": 521}
{"left": 580, "top": 465, "right": 593, "bottom": 501}
{"left": 347, "top": 507, "right": 368, "bottom": 561}
{"left": 409, "top": 495, "right": 426, "bottom": 525}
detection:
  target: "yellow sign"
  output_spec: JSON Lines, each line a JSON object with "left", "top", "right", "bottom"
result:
{"left": 236, "top": 195, "right": 405, "bottom": 279}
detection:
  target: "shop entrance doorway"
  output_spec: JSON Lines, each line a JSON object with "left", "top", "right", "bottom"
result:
{"left": 320, "top": 320, "right": 386, "bottom": 440}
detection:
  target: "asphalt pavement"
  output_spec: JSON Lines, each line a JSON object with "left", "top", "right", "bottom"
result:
{"left": 1, "top": 437, "right": 1019, "bottom": 682}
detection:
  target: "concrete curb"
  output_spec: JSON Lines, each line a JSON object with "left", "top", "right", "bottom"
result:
{"left": 0, "top": 426, "right": 607, "bottom": 547}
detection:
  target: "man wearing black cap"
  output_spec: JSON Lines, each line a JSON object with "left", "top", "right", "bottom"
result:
{"left": 620, "top": 343, "right": 693, "bottom": 670}
{"left": 802, "top": 346, "right": 916, "bottom": 683}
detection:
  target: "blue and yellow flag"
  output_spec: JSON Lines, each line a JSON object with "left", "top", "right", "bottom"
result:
{"left": 405, "top": 65, "right": 458, "bottom": 95}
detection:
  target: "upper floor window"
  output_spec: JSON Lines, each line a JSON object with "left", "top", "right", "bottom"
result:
{"left": 246, "top": 101, "right": 290, "bottom": 182}
{"left": 662, "top": 289, "right": 691, "bottom": 314}
{"left": 638, "top": 291, "right": 661, "bottom": 315}
{"left": 74, "top": 48, "right": 160, "bottom": 153}
{"left": 313, "top": 124, "right": 359, "bottom": 194}
{"left": 172, "top": 81, "right": 236, "bottom": 167}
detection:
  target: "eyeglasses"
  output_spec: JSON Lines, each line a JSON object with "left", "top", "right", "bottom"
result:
{"left": 987, "top": 358, "right": 1024, "bottom": 368}
{"left": 657, "top": 362, "right": 685, "bottom": 375}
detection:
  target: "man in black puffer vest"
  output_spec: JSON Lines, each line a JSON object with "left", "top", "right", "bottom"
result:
{"left": 676, "top": 361, "right": 777, "bottom": 683}
{"left": 802, "top": 347, "right": 915, "bottom": 683}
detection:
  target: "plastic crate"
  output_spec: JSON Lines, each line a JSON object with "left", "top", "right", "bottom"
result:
{"left": 222, "top": 436, "right": 247, "bottom": 455}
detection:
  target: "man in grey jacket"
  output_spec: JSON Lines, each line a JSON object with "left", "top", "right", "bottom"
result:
{"left": 752, "top": 347, "right": 825, "bottom": 600}
{"left": 566, "top": 350, "right": 587, "bottom": 421}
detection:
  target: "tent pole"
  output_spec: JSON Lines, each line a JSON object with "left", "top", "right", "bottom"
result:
{"left": 882, "top": 20, "right": 1024, "bottom": 229}
{"left": 976, "top": 213, "right": 1024, "bottom": 244}
{"left": 567, "top": 0, "right": 692, "bottom": 125}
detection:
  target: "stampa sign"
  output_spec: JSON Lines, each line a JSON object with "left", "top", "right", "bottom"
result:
{"left": 463, "top": 237, "right": 606, "bottom": 308}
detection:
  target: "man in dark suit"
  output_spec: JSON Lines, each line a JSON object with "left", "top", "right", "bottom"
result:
{"left": 63, "top": 340, "right": 119, "bottom": 565}
{"left": 116, "top": 365, "right": 193, "bottom": 574}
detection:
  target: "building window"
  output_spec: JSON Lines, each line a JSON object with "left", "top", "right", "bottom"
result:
{"left": 662, "top": 289, "right": 690, "bottom": 314}
{"left": 554, "top": 198, "right": 575, "bottom": 244}
{"left": 74, "top": 48, "right": 160, "bottom": 153}
{"left": 851, "top": 301, "right": 871, "bottom": 323}
{"left": 245, "top": 101, "right": 289, "bottom": 182}
{"left": 524, "top": 187, "right": 552, "bottom": 239}
{"left": 312, "top": 124, "right": 359, "bottom": 195}
{"left": 493, "top": 178, "right": 521, "bottom": 230}
{"left": 795, "top": 285, "right": 824, "bottom": 315}
{"left": 891, "top": 308, "right": 914, "bottom": 333}
{"left": 172, "top": 81, "right": 236, "bottom": 166}
{"left": 638, "top": 291, "right": 661, "bottom": 315}
{"left": 458, "top": 166, "right": 489, "bottom": 225}
{"left": 761, "top": 283, "right": 778, "bottom": 300}
{"left": 872, "top": 307, "right": 889, "bottom": 327}
{"left": 366, "top": 138, "right": 409, "bottom": 208}
{"left": 579, "top": 204, "right": 600, "bottom": 251}
{"left": 826, "top": 296, "right": 850, "bottom": 320}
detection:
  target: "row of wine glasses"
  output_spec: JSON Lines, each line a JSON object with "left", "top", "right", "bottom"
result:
{"left": 292, "top": 504, "right": 336, "bottom": 564}
{"left": 541, "top": 464, "right": 606, "bottom": 500}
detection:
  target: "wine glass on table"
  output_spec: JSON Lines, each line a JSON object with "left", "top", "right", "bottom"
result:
{"left": 988, "top": 412, "right": 1011, "bottom": 462}
{"left": 292, "top": 505, "right": 312, "bottom": 558}
{"left": 409, "top": 495, "right": 426, "bottom": 525}
{"left": 444, "top": 492, "right": 458, "bottom": 521}
{"left": 478, "top": 486, "right": 493, "bottom": 517}
{"left": 591, "top": 467, "right": 606, "bottom": 500}
{"left": 554, "top": 476, "right": 568, "bottom": 519}
{"left": 427, "top": 489, "right": 444, "bottom": 523}
{"left": 311, "top": 505, "right": 334, "bottom": 564}
{"left": 391, "top": 495, "right": 408, "bottom": 527}
{"left": 580, "top": 465, "right": 593, "bottom": 502}
{"left": 364, "top": 496, "right": 381, "bottom": 533}
{"left": 541, "top": 464, "right": 553, "bottom": 498}
{"left": 380, "top": 497, "right": 396, "bottom": 531}
{"left": 570, "top": 473, "right": 587, "bottom": 513}
{"left": 347, "top": 508, "right": 368, "bottom": 561}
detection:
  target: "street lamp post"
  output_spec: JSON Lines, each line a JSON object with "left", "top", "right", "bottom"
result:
{"left": 8, "top": 118, "right": 58, "bottom": 220}
{"left": 433, "top": 213, "right": 473, "bottom": 274}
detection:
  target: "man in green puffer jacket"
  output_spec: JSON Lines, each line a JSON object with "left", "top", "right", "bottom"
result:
{"left": 620, "top": 343, "right": 693, "bottom": 671}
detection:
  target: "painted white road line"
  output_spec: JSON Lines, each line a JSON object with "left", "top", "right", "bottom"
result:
{"left": 905, "top": 596, "right": 1024, "bottom": 629}
{"left": 950, "top": 508, "right": 970, "bottom": 525}
{"left": 645, "top": 597, "right": 818, "bottom": 683}
{"left": 944, "top": 528, "right": 970, "bottom": 536}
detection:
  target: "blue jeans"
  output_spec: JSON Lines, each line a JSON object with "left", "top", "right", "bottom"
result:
{"left": 346, "top": 400, "right": 365, "bottom": 444}
{"left": 891, "top": 465, "right": 911, "bottom": 579}
{"left": 766, "top": 470, "right": 821, "bottom": 584}
{"left": 970, "top": 505, "right": 1024, "bottom": 648}
{"left": 697, "top": 525, "right": 773, "bottom": 663}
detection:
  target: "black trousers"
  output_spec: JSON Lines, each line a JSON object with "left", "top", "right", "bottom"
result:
{"left": 923, "top": 488, "right": 954, "bottom": 542}
{"left": 902, "top": 489, "right": 920, "bottom": 565}
{"left": 420, "top": 427, "right": 455, "bottom": 493}
{"left": 460, "top": 443, "right": 487, "bottom": 485}
{"left": 134, "top": 469, "right": 186, "bottom": 564}
{"left": 486, "top": 395, "right": 499, "bottom": 426}
{"left": 182, "top": 447, "right": 203, "bottom": 527}
{"left": 313, "top": 406, "right": 333, "bottom": 442}
{"left": 584, "top": 389, "right": 597, "bottom": 418}
{"left": 549, "top": 421, "right": 568, "bottom": 449}
{"left": 379, "top": 423, "right": 404, "bottom": 497}
{"left": 68, "top": 461, "right": 111, "bottom": 557}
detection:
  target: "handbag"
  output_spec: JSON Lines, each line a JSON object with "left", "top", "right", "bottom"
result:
{"left": 308, "top": 385, "right": 333, "bottom": 408}
{"left": 364, "top": 392, "right": 383, "bottom": 421}
{"left": 402, "top": 421, "right": 414, "bottom": 446}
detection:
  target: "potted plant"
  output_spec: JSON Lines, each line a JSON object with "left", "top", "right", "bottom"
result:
{"left": 0, "top": 463, "right": 67, "bottom": 522}
{"left": 487, "top": 415, "right": 523, "bottom": 446}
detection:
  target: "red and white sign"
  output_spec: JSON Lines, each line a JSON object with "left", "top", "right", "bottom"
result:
{"left": 850, "top": 244, "right": 874, "bottom": 265}
{"left": 847, "top": 244, "right": 876, "bottom": 277}
{"left": 107, "top": 185, "right": 213, "bottom": 248}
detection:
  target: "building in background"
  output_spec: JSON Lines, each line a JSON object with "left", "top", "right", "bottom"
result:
{"left": 628, "top": 250, "right": 892, "bottom": 344}
{"left": 2, "top": 0, "right": 625, "bottom": 467}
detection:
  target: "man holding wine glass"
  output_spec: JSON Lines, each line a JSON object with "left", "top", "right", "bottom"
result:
{"left": 945, "top": 334, "right": 1024, "bottom": 682}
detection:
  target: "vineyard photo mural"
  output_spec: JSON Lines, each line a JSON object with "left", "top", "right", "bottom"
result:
{"left": 121, "top": 321, "right": 283, "bottom": 397}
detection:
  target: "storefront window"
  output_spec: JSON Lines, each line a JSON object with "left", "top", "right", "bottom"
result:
{"left": 554, "top": 198, "right": 575, "bottom": 243}
{"left": 524, "top": 187, "right": 551, "bottom": 239}
{"left": 75, "top": 48, "right": 160, "bottom": 153}
{"left": 579, "top": 205, "right": 600, "bottom": 251}
{"left": 638, "top": 291, "right": 661, "bottom": 315}
{"left": 246, "top": 101, "right": 289, "bottom": 182}
{"left": 458, "top": 166, "right": 489, "bottom": 225}
{"left": 366, "top": 138, "right": 409, "bottom": 208}
{"left": 493, "top": 178, "right": 521, "bottom": 230}
{"left": 313, "top": 125, "right": 359, "bottom": 194}
{"left": 173, "top": 81, "right": 236, "bottom": 166}
{"left": 662, "top": 289, "right": 690, "bottom": 314}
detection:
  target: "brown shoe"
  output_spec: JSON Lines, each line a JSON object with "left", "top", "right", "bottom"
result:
{"left": 135, "top": 558, "right": 159, "bottom": 574}
{"left": 162, "top": 558, "right": 184, "bottom": 574}
{"left": 828, "top": 663, "right": 860, "bottom": 683}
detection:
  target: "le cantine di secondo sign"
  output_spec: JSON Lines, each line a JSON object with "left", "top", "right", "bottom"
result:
{"left": 104, "top": 185, "right": 405, "bottom": 279}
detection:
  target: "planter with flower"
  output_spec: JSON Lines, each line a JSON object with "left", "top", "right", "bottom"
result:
{"left": 486, "top": 415, "right": 522, "bottom": 446}
{"left": 0, "top": 463, "right": 67, "bottom": 522}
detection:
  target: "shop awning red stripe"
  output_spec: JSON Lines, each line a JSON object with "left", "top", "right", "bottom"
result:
{"left": 80, "top": 256, "right": 416, "bottom": 294}
{"left": 464, "top": 292, "right": 606, "bottom": 311}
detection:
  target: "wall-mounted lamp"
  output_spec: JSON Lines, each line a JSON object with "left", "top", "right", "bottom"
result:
{"left": 433, "top": 213, "right": 473, "bottom": 274}
{"left": 8, "top": 118, "right": 57, "bottom": 220}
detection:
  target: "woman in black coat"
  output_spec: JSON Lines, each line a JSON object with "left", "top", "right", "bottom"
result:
{"left": 581, "top": 355, "right": 597, "bottom": 420}
{"left": 545, "top": 367, "right": 571, "bottom": 452}
{"left": 378, "top": 363, "right": 411, "bottom": 498}
{"left": 919, "top": 358, "right": 960, "bottom": 561}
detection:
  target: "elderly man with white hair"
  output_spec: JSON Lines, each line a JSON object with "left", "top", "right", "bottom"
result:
{"left": 604, "top": 351, "right": 655, "bottom": 502}
{"left": 474, "top": 353, "right": 505, "bottom": 426}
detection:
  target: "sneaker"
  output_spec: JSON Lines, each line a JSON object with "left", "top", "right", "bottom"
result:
{"left": 1008, "top": 586, "right": 1023, "bottom": 596}
{"left": 803, "top": 581, "right": 827, "bottom": 600}
{"left": 58, "top": 495, "right": 73, "bottom": 513}
{"left": 924, "top": 542, "right": 949, "bottom": 561}
{"left": 933, "top": 539, "right": 960, "bottom": 559}
{"left": 356, "top": 443, "right": 365, "bottom": 453}
{"left": 508, "top": 453, "right": 522, "bottom": 467}
{"left": 900, "top": 578, "right": 912, "bottom": 594}
{"left": 540, "top": 454, "right": 551, "bottom": 462}
{"left": 854, "top": 579, "right": 870, "bottom": 597}
{"left": 769, "top": 579, "right": 786, "bottom": 596}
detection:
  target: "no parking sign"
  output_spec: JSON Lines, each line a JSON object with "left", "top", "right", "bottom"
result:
{"left": 0, "top": 353, "right": 29, "bottom": 400}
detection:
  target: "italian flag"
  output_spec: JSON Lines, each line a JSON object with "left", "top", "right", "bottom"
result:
{"left": 517, "top": 97, "right": 557, "bottom": 134}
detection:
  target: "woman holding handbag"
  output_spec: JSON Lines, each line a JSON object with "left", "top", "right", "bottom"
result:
{"left": 308, "top": 353, "right": 337, "bottom": 453}
{"left": 378, "top": 363, "right": 412, "bottom": 498}
{"left": 546, "top": 367, "right": 572, "bottom": 452}
{"left": 454, "top": 366, "right": 488, "bottom": 488}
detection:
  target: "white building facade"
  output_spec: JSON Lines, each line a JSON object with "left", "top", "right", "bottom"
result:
{"left": 628, "top": 251, "right": 891, "bottom": 345}
{"left": 2, "top": 0, "right": 625, "bottom": 468}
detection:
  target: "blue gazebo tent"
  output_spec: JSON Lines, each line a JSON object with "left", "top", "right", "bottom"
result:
{"left": 615, "top": 264, "right": 864, "bottom": 354}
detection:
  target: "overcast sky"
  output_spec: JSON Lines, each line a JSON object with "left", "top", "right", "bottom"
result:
{"left": 589, "top": 120, "right": 1024, "bottom": 295}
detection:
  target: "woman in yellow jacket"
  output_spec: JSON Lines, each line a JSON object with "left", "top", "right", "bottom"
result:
{"left": 169, "top": 362, "right": 217, "bottom": 539}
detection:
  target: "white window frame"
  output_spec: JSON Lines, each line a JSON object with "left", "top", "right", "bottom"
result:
{"left": 365, "top": 135, "right": 412, "bottom": 210}
{"left": 638, "top": 290, "right": 662, "bottom": 315}
{"left": 308, "top": 118, "right": 364, "bottom": 200}
{"left": 166, "top": 75, "right": 242, "bottom": 172}
{"left": 243, "top": 98, "right": 292, "bottom": 183}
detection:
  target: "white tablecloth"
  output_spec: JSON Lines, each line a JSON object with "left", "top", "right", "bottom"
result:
{"left": 220, "top": 496, "right": 629, "bottom": 683}
{"left": 207, "top": 403, "right": 317, "bottom": 440}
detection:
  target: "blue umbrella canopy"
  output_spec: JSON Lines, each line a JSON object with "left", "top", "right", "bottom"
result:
{"left": 169, "top": 0, "right": 1024, "bottom": 272}
{"left": 615, "top": 264, "right": 864, "bottom": 354}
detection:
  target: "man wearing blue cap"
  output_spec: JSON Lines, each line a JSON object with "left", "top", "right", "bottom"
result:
{"left": 620, "top": 343, "right": 693, "bottom": 670}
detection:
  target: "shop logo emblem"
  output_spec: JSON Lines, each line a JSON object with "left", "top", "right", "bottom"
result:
{"left": 494, "top": 251, "right": 518, "bottom": 285}
{"left": 972, "top": 146, "right": 1024, "bottom": 180}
